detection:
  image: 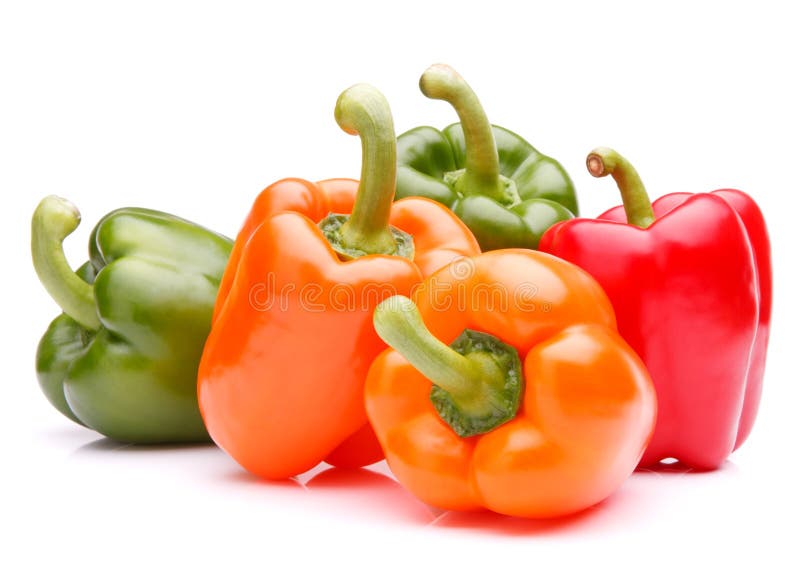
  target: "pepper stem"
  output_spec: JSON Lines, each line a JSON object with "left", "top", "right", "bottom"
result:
{"left": 586, "top": 147, "right": 656, "bottom": 228}
{"left": 31, "top": 196, "right": 101, "bottom": 331}
{"left": 332, "top": 83, "right": 399, "bottom": 256}
{"left": 419, "top": 64, "right": 506, "bottom": 202}
{"left": 373, "top": 295, "right": 522, "bottom": 437}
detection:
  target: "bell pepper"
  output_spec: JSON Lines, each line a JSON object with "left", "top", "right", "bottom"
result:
{"left": 366, "top": 250, "right": 656, "bottom": 518}
{"left": 539, "top": 147, "right": 771, "bottom": 470}
{"left": 32, "top": 197, "right": 232, "bottom": 443}
{"left": 395, "top": 64, "right": 578, "bottom": 251}
{"left": 197, "top": 84, "right": 480, "bottom": 479}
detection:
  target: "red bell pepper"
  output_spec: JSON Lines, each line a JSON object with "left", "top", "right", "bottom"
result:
{"left": 539, "top": 147, "right": 771, "bottom": 470}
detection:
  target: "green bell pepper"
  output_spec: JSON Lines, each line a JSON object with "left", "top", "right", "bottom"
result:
{"left": 396, "top": 64, "right": 578, "bottom": 251}
{"left": 32, "top": 196, "right": 232, "bottom": 443}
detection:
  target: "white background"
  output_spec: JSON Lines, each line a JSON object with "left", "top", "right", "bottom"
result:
{"left": 2, "top": 1, "right": 798, "bottom": 565}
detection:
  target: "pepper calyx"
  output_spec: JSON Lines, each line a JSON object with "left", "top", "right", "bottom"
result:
{"left": 320, "top": 213, "right": 414, "bottom": 261}
{"left": 430, "top": 329, "right": 523, "bottom": 437}
{"left": 373, "top": 295, "right": 523, "bottom": 437}
{"left": 443, "top": 169, "right": 522, "bottom": 207}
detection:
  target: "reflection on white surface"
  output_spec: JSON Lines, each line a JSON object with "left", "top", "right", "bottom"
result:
{"left": 5, "top": 393, "right": 791, "bottom": 565}
{"left": 45, "top": 425, "right": 740, "bottom": 536}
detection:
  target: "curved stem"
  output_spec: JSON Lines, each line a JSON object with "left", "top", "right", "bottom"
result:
{"left": 334, "top": 83, "right": 398, "bottom": 255}
{"left": 419, "top": 64, "right": 504, "bottom": 200}
{"left": 586, "top": 147, "right": 656, "bottom": 228}
{"left": 31, "top": 196, "right": 101, "bottom": 330}
{"left": 373, "top": 296, "right": 506, "bottom": 418}
{"left": 374, "top": 296, "right": 479, "bottom": 396}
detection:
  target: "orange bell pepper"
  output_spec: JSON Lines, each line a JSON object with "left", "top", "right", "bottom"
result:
{"left": 197, "top": 84, "right": 480, "bottom": 480}
{"left": 366, "top": 250, "right": 656, "bottom": 518}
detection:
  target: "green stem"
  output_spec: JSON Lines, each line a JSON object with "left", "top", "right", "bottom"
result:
{"left": 419, "top": 64, "right": 504, "bottom": 201}
{"left": 374, "top": 296, "right": 492, "bottom": 401}
{"left": 31, "top": 196, "right": 101, "bottom": 330}
{"left": 374, "top": 296, "right": 521, "bottom": 437}
{"left": 334, "top": 83, "right": 398, "bottom": 255}
{"left": 586, "top": 147, "right": 656, "bottom": 228}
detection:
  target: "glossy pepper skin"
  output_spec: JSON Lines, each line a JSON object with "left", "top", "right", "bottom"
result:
{"left": 366, "top": 251, "right": 656, "bottom": 518}
{"left": 197, "top": 85, "right": 480, "bottom": 480}
{"left": 539, "top": 148, "right": 770, "bottom": 470}
{"left": 396, "top": 64, "right": 577, "bottom": 251}
{"left": 33, "top": 197, "right": 232, "bottom": 443}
